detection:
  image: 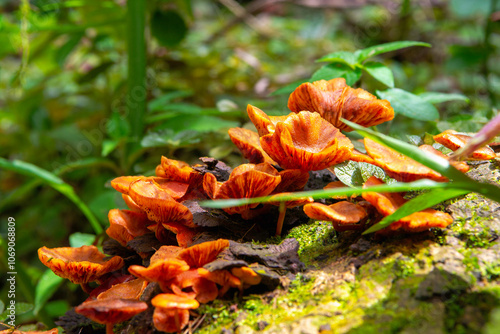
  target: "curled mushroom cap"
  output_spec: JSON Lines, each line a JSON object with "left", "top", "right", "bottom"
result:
{"left": 38, "top": 246, "right": 124, "bottom": 284}
{"left": 246, "top": 104, "right": 291, "bottom": 137}
{"left": 106, "top": 209, "right": 152, "bottom": 246}
{"left": 177, "top": 239, "right": 230, "bottom": 268}
{"left": 97, "top": 278, "right": 148, "bottom": 300}
{"left": 128, "top": 178, "right": 194, "bottom": 227}
{"left": 152, "top": 294, "right": 200, "bottom": 333}
{"left": 228, "top": 127, "right": 276, "bottom": 164}
{"left": 433, "top": 129, "right": 496, "bottom": 160}
{"left": 75, "top": 299, "right": 148, "bottom": 334}
{"left": 362, "top": 176, "right": 453, "bottom": 233}
{"left": 156, "top": 156, "right": 203, "bottom": 187}
{"left": 203, "top": 163, "right": 282, "bottom": 218}
{"left": 128, "top": 257, "right": 190, "bottom": 285}
{"left": 258, "top": 110, "right": 353, "bottom": 171}
{"left": 364, "top": 138, "right": 448, "bottom": 182}
{"left": 303, "top": 201, "right": 367, "bottom": 231}
{"left": 167, "top": 269, "right": 218, "bottom": 303}
{"left": 287, "top": 78, "right": 394, "bottom": 131}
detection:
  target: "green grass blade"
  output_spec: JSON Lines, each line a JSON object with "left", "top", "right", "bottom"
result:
{"left": 363, "top": 188, "right": 470, "bottom": 234}
{"left": 200, "top": 179, "right": 451, "bottom": 209}
{"left": 0, "top": 158, "right": 103, "bottom": 234}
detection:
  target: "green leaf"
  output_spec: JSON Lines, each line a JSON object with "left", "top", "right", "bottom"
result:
{"left": 355, "top": 41, "right": 431, "bottom": 63}
{"left": 450, "top": 0, "right": 490, "bottom": 18}
{"left": 34, "top": 270, "right": 64, "bottom": 315}
{"left": 141, "top": 129, "right": 201, "bottom": 148}
{"left": 364, "top": 188, "right": 470, "bottom": 234}
{"left": 149, "top": 91, "right": 195, "bottom": 112}
{"left": 155, "top": 114, "right": 239, "bottom": 133}
{"left": 55, "top": 32, "right": 84, "bottom": 66}
{"left": 106, "top": 112, "right": 130, "bottom": 139}
{"left": 311, "top": 64, "right": 362, "bottom": 85}
{"left": 76, "top": 61, "right": 114, "bottom": 84}
{"left": 151, "top": 10, "right": 188, "bottom": 47}
{"left": 1, "top": 303, "right": 34, "bottom": 320}
{"left": 101, "top": 139, "right": 120, "bottom": 157}
{"left": 376, "top": 88, "right": 439, "bottom": 121}
{"left": 0, "top": 158, "right": 103, "bottom": 234}
{"left": 335, "top": 161, "right": 394, "bottom": 187}
{"left": 0, "top": 300, "right": 4, "bottom": 314}
{"left": 362, "top": 62, "right": 394, "bottom": 88}
{"left": 418, "top": 92, "right": 470, "bottom": 104}
{"left": 316, "top": 51, "right": 357, "bottom": 67}
{"left": 69, "top": 232, "right": 96, "bottom": 247}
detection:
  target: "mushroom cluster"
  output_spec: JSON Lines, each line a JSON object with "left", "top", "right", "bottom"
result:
{"left": 38, "top": 77, "right": 492, "bottom": 333}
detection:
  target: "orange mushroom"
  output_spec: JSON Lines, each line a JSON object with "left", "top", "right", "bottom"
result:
{"left": 303, "top": 201, "right": 367, "bottom": 231}
{"left": 287, "top": 78, "right": 394, "bottom": 131}
{"left": 231, "top": 266, "right": 262, "bottom": 288}
{"left": 433, "top": 129, "right": 496, "bottom": 160}
{"left": 197, "top": 268, "right": 242, "bottom": 297}
{"left": 177, "top": 239, "right": 230, "bottom": 268}
{"left": 38, "top": 246, "right": 124, "bottom": 293}
{"left": 418, "top": 144, "right": 469, "bottom": 173}
{"left": 203, "top": 163, "right": 282, "bottom": 219}
{"left": 228, "top": 127, "right": 276, "bottom": 164}
{"left": 362, "top": 176, "right": 453, "bottom": 234}
{"left": 96, "top": 278, "right": 148, "bottom": 300}
{"left": 128, "top": 257, "right": 189, "bottom": 288}
{"left": 246, "top": 105, "right": 290, "bottom": 137}
{"left": 75, "top": 299, "right": 148, "bottom": 334}
{"left": 151, "top": 294, "right": 199, "bottom": 333}
{"left": 255, "top": 110, "right": 353, "bottom": 171}
{"left": 156, "top": 156, "right": 203, "bottom": 189}
{"left": 167, "top": 269, "right": 218, "bottom": 303}
{"left": 106, "top": 209, "right": 153, "bottom": 247}
{"left": 364, "top": 138, "right": 448, "bottom": 182}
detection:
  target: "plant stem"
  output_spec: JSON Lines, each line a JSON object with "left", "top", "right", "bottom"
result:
{"left": 126, "top": 0, "right": 147, "bottom": 172}
{"left": 275, "top": 202, "right": 286, "bottom": 236}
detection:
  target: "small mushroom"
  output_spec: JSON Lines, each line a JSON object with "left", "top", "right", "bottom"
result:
{"left": 38, "top": 246, "right": 124, "bottom": 293}
{"left": 362, "top": 176, "right": 453, "bottom": 234}
{"left": 177, "top": 239, "right": 230, "bottom": 268}
{"left": 106, "top": 209, "right": 152, "bottom": 247}
{"left": 364, "top": 138, "right": 448, "bottom": 182}
{"left": 128, "top": 257, "right": 189, "bottom": 288}
{"left": 433, "top": 129, "right": 496, "bottom": 160}
{"left": 287, "top": 78, "right": 394, "bottom": 131}
{"left": 231, "top": 266, "right": 262, "bottom": 288}
{"left": 75, "top": 299, "right": 148, "bottom": 334}
{"left": 167, "top": 269, "right": 218, "bottom": 303}
{"left": 228, "top": 127, "right": 276, "bottom": 164}
{"left": 303, "top": 201, "right": 367, "bottom": 231}
{"left": 197, "top": 268, "right": 242, "bottom": 297}
{"left": 151, "top": 294, "right": 199, "bottom": 333}
{"left": 257, "top": 110, "right": 353, "bottom": 171}
{"left": 156, "top": 156, "right": 203, "bottom": 189}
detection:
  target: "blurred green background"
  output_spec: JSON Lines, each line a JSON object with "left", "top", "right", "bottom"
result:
{"left": 0, "top": 0, "right": 499, "bottom": 329}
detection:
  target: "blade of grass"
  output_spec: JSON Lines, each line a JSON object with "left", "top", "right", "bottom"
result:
{"left": 363, "top": 188, "right": 470, "bottom": 234}
{"left": 200, "top": 179, "right": 467, "bottom": 209}
{"left": 0, "top": 158, "right": 103, "bottom": 234}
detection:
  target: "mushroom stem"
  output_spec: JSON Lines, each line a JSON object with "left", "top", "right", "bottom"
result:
{"left": 80, "top": 283, "right": 93, "bottom": 294}
{"left": 106, "top": 323, "right": 115, "bottom": 334}
{"left": 275, "top": 202, "right": 286, "bottom": 236}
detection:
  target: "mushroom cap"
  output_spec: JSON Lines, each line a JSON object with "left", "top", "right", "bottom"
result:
{"left": 97, "top": 278, "right": 148, "bottom": 300}
{"left": 153, "top": 308, "right": 190, "bottom": 333}
{"left": 259, "top": 111, "right": 353, "bottom": 171}
{"left": 106, "top": 209, "right": 152, "bottom": 246}
{"left": 246, "top": 104, "right": 291, "bottom": 137}
{"left": 303, "top": 201, "right": 367, "bottom": 227}
{"left": 150, "top": 245, "right": 183, "bottom": 262}
{"left": 161, "top": 222, "right": 198, "bottom": 248}
{"left": 274, "top": 169, "right": 310, "bottom": 193}
{"left": 197, "top": 267, "right": 242, "bottom": 294}
{"left": 157, "top": 156, "right": 203, "bottom": 187}
{"left": 128, "top": 178, "right": 194, "bottom": 227}
{"left": 231, "top": 266, "right": 262, "bottom": 286}
{"left": 228, "top": 127, "right": 276, "bottom": 164}
{"left": 433, "top": 129, "right": 496, "bottom": 160}
{"left": 151, "top": 293, "right": 200, "bottom": 310}
{"left": 38, "top": 246, "right": 124, "bottom": 284}
{"left": 205, "top": 163, "right": 282, "bottom": 217}
{"left": 75, "top": 298, "right": 148, "bottom": 325}
{"left": 167, "top": 269, "right": 218, "bottom": 303}
{"left": 362, "top": 176, "right": 453, "bottom": 233}
{"left": 111, "top": 176, "right": 143, "bottom": 194}
{"left": 364, "top": 138, "right": 447, "bottom": 182}
{"left": 287, "top": 78, "right": 394, "bottom": 131}
{"left": 121, "top": 194, "right": 143, "bottom": 212}
{"left": 418, "top": 144, "right": 470, "bottom": 173}
{"left": 128, "top": 258, "right": 189, "bottom": 284}
{"left": 177, "top": 239, "right": 230, "bottom": 268}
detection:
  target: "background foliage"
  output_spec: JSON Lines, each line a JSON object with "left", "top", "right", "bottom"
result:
{"left": 1, "top": 0, "right": 499, "bottom": 328}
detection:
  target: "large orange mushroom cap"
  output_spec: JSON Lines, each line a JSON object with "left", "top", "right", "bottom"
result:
{"left": 362, "top": 176, "right": 453, "bottom": 233}
{"left": 177, "top": 239, "right": 230, "bottom": 268}
{"left": 287, "top": 78, "right": 394, "bottom": 131}
{"left": 433, "top": 129, "right": 496, "bottom": 160}
{"left": 303, "top": 201, "right": 367, "bottom": 231}
{"left": 364, "top": 138, "right": 448, "bottom": 182}
{"left": 96, "top": 278, "right": 148, "bottom": 301}
{"left": 128, "top": 178, "right": 194, "bottom": 228}
{"left": 259, "top": 111, "right": 353, "bottom": 171}
{"left": 228, "top": 127, "right": 276, "bottom": 164}
{"left": 106, "top": 209, "right": 152, "bottom": 246}
{"left": 152, "top": 294, "right": 200, "bottom": 333}
{"left": 38, "top": 246, "right": 124, "bottom": 284}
